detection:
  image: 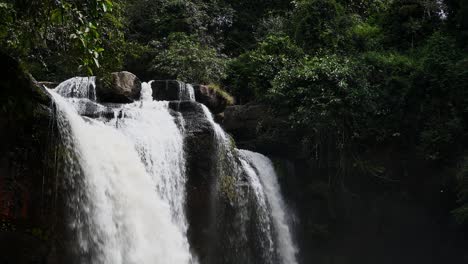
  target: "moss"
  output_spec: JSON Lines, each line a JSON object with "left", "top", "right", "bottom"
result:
{"left": 207, "top": 83, "right": 235, "bottom": 105}
{"left": 229, "top": 136, "right": 237, "bottom": 151}
{"left": 220, "top": 175, "right": 237, "bottom": 204}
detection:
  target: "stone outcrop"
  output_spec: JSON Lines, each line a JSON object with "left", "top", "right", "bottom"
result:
{"left": 193, "top": 84, "right": 234, "bottom": 114}
{"left": 96, "top": 71, "right": 141, "bottom": 103}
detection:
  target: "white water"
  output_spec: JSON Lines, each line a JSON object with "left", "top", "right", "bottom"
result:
{"left": 48, "top": 79, "right": 193, "bottom": 264}
{"left": 111, "top": 83, "right": 189, "bottom": 237}
{"left": 48, "top": 76, "right": 299, "bottom": 264}
{"left": 201, "top": 104, "right": 227, "bottom": 141}
{"left": 239, "top": 150, "right": 298, "bottom": 264}
{"left": 239, "top": 156, "right": 276, "bottom": 262}
{"left": 184, "top": 84, "right": 196, "bottom": 101}
{"left": 55, "top": 76, "right": 96, "bottom": 100}
{"left": 176, "top": 81, "right": 195, "bottom": 101}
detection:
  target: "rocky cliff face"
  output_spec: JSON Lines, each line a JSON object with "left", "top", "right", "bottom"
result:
{"left": 221, "top": 103, "right": 468, "bottom": 264}
{"left": 0, "top": 53, "right": 68, "bottom": 264}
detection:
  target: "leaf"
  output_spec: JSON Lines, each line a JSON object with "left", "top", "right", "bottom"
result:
{"left": 104, "top": 0, "right": 113, "bottom": 12}
{"left": 50, "top": 9, "right": 62, "bottom": 24}
{"left": 93, "top": 57, "right": 100, "bottom": 68}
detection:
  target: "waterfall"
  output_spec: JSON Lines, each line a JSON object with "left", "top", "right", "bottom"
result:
{"left": 184, "top": 84, "right": 196, "bottom": 101}
{"left": 201, "top": 103, "right": 298, "bottom": 264}
{"left": 48, "top": 78, "right": 194, "bottom": 264}
{"left": 201, "top": 104, "right": 228, "bottom": 141}
{"left": 55, "top": 76, "right": 97, "bottom": 100}
{"left": 239, "top": 150, "right": 299, "bottom": 264}
{"left": 47, "top": 76, "right": 299, "bottom": 264}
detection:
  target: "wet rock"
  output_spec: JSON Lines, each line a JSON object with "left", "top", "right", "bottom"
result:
{"left": 169, "top": 101, "right": 218, "bottom": 261}
{"left": 0, "top": 51, "right": 68, "bottom": 263}
{"left": 152, "top": 80, "right": 192, "bottom": 101}
{"left": 193, "top": 84, "right": 234, "bottom": 114}
{"left": 72, "top": 100, "right": 118, "bottom": 119}
{"left": 96, "top": 71, "right": 141, "bottom": 103}
{"left": 38, "top": 81, "right": 59, "bottom": 89}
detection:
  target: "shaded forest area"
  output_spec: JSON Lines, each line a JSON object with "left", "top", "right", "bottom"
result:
{"left": 1, "top": 0, "right": 468, "bottom": 260}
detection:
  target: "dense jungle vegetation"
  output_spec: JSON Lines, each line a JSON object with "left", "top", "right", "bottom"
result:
{"left": 1, "top": 0, "right": 468, "bottom": 226}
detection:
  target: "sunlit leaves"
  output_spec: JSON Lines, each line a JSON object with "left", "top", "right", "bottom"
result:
{"left": 151, "top": 32, "right": 227, "bottom": 83}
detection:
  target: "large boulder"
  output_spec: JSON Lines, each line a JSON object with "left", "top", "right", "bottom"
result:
{"left": 193, "top": 84, "right": 234, "bottom": 114}
{"left": 96, "top": 71, "right": 141, "bottom": 103}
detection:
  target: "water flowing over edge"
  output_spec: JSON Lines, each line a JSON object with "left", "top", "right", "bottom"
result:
{"left": 46, "top": 76, "right": 299, "bottom": 264}
{"left": 239, "top": 149, "right": 299, "bottom": 264}
{"left": 47, "top": 79, "right": 195, "bottom": 264}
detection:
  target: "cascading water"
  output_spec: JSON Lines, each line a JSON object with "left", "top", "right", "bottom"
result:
{"left": 183, "top": 84, "right": 196, "bottom": 101}
{"left": 55, "top": 76, "right": 97, "bottom": 100}
{"left": 48, "top": 76, "right": 298, "bottom": 264}
{"left": 201, "top": 104, "right": 298, "bottom": 264}
{"left": 48, "top": 77, "right": 194, "bottom": 264}
{"left": 239, "top": 150, "right": 299, "bottom": 264}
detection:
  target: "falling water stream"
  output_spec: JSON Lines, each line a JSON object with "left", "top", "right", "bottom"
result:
{"left": 239, "top": 150, "right": 298, "bottom": 264}
{"left": 47, "top": 77, "right": 298, "bottom": 264}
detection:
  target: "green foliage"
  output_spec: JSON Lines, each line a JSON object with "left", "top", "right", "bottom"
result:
{"left": 222, "top": 0, "right": 293, "bottom": 55}
{"left": 292, "top": 0, "right": 348, "bottom": 52}
{"left": 379, "top": 0, "right": 443, "bottom": 49}
{"left": 126, "top": 0, "right": 233, "bottom": 48}
{"left": 207, "top": 83, "right": 235, "bottom": 105}
{"left": 349, "top": 20, "right": 382, "bottom": 51}
{"left": 270, "top": 55, "right": 372, "bottom": 134}
{"left": 150, "top": 32, "right": 226, "bottom": 84}
{"left": 225, "top": 35, "right": 304, "bottom": 102}
{"left": 446, "top": 0, "right": 468, "bottom": 45}
{"left": 411, "top": 32, "right": 468, "bottom": 161}
{"left": 0, "top": 0, "right": 125, "bottom": 79}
